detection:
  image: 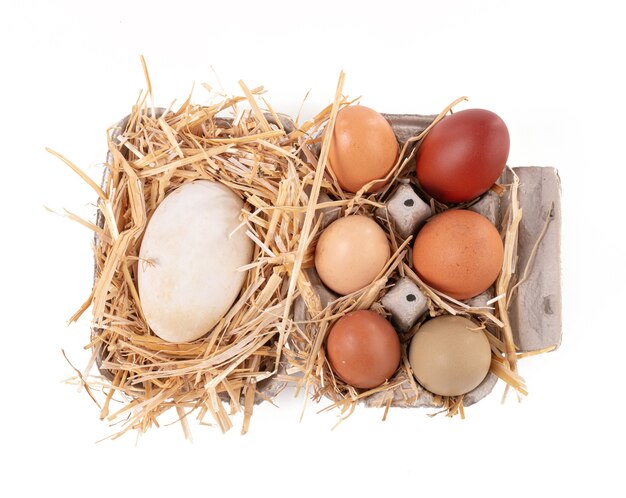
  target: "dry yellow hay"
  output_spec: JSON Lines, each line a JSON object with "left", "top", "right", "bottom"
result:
{"left": 54, "top": 65, "right": 553, "bottom": 436}
{"left": 53, "top": 66, "right": 337, "bottom": 438}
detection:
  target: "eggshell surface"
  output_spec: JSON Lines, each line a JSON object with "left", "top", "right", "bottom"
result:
{"left": 412, "top": 209, "right": 503, "bottom": 300}
{"left": 327, "top": 310, "right": 401, "bottom": 389}
{"left": 315, "top": 215, "right": 390, "bottom": 295}
{"left": 138, "top": 181, "right": 253, "bottom": 343}
{"left": 409, "top": 315, "right": 491, "bottom": 397}
{"left": 416, "top": 108, "right": 509, "bottom": 203}
{"left": 328, "top": 105, "right": 398, "bottom": 193}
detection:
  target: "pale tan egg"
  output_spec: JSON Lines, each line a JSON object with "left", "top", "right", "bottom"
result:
{"left": 315, "top": 215, "right": 390, "bottom": 295}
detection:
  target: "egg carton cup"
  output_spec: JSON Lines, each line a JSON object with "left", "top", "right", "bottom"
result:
{"left": 290, "top": 112, "right": 561, "bottom": 413}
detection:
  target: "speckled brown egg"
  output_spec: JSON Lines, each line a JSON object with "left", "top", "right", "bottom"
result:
{"left": 326, "top": 310, "right": 401, "bottom": 389}
{"left": 412, "top": 209, "right": 503, "bottom": 300}
{"left": 409, "top": 315, "right": 491, "bottom": 397}
{"left": 328, "top": 105, "right": 399, "bottom": 193}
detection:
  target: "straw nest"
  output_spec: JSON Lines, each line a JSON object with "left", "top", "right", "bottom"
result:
{"left": 52, "top": 67, "right": 348, "bottom": 438}
{"left": 54, "top": 68, "right": 554, "bottom": 436}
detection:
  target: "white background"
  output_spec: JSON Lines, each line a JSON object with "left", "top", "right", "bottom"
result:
{"left": 1, "top": 1, "right": 624, "bottom": 496}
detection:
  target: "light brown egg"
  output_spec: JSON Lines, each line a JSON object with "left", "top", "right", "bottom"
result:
{"left": 412, "top": 209, "right": 503, "bottom": 300}
{"left": 315, "top": 215, "right": 390, "bottom": 295}
{"left": 408, "top": 315, "right": 491, "bottom": 397}
{"left": 328, "top": 105, "right": 399, "bottom": 193}
{"left": 327, "top": 310, "right": 401, "bottom": 389}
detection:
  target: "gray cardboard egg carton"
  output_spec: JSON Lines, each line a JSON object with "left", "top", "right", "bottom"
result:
{"left": 97, "top": 110, "right": 561, "bottom": 411}
{"left": 295, "top": 113, "right": 562, "bottom": 409}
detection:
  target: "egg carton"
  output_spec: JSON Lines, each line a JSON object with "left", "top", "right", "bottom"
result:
{"left": 95, "top": 110, "right": 561, "bottom": 412}
{"left": 298, "top": 113, "right": 562, "bottom": 409}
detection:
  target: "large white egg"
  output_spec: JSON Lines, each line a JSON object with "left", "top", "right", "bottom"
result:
{"left": 138, "top": 180, "right": 254, "bottom": 343}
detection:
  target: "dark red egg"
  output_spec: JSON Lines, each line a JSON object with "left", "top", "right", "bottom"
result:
{"left": 416, "top": 109, "right": 510, "bottom": 203}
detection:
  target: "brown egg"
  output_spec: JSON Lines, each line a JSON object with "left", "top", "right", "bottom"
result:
{"left": 416, "top": 108, "right": 510, "bottom": 203}
{"left": 315, "top": 215, "right": 390, "bottom": 295}
{"left": 409, "top": 315, "right": 491, "bottom": 397}
{"left": 412, "top": 209, "right": 503, "bottom": 300}
{"left": 328, "top": 105, "right": 399, "bottom": 193}
{"left": 327, "top": 310, "right": 401, "bottom": 389}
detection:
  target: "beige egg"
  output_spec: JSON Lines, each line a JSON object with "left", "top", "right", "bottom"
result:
{"left": 408, "top": 315, "right": 491, "bottom": 397}
{"left": 314, "top": 215, "right": 390, "bottom": 295}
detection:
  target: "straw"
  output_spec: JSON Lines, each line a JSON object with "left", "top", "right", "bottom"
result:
{"left": 55, "top": 68, "right": 314, "bottom": 437}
